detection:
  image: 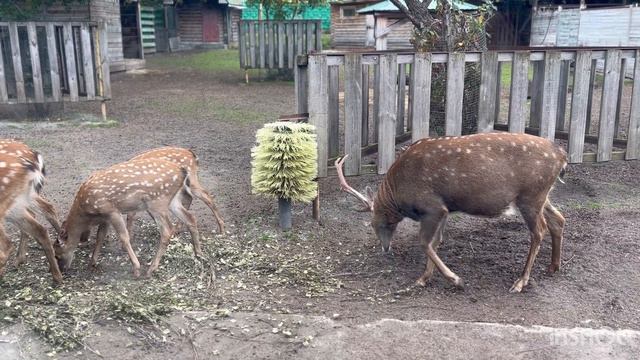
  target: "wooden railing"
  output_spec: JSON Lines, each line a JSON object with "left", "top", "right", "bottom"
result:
{"left": 239, "top": 20, "right": 322, "bottom": 69}
{"left": 295, "top": 49, "right": 640, "bottom": 177}
{"left": 0, "top": 21, "right": 110, "bottom": 105}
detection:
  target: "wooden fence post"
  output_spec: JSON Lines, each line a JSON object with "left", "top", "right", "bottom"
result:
{"left": 239, "top": 21, "right": 246, "bottom": 68}
{"left": 80, "top": 24, "right": 95, "bottom": 100}
{"left": 294, "top": 56, "right": 308, "bottom": 114}
{"left": 508, "top": 51, "right": 529, "bottom": 133}
{"left": 529, "top": 60, "right": 544, "bottom": 129}
{"left": 445, "top": 52, "right": 465, "bottom": 136}
{"left": 627, "top": 50, "right": 640, "bottom": 160}
{"left": 585, "top": 58, "right": 597, "bottom": 135}
{"left": 8, "top": 23, "right": 26, "bottom": 103}
{"left": 597, "top": 50, "right": 622, "bottom": 162}
{"left": 478, "top": 51, "right": 498, "bottom": 133}
{"left": 377, "top": 53, "right": 398, "bottom": 174}
{"left": 568, "top": 51, "right": 592, "bottom": 163}
{"left": 46, "top": 23, "right": 61, "bottom": 102}
{"left": 308, "top": 54, "right": 329, "bottom": 177}
{"left": 27, "top": 23, "right": 45, "bottom": 103}
{"left": 539, "top": 51, "right": 561, "bottom": 140}
{"left": 555, "top": 60, "right": 570, "bottom": 131}
{"left": 328, "top": 65, "right": 340, "bottom": 159}
{"left": 361, "top": 65, "right": 370, "bottom": 146}
{"left": 410, "top": 52, "right": 432, "bottom": 142}
{"left": 396, "top": 63, "right": 407, "bottom": 135}
{"left": 344, "top": 53, "right": 363, "bottom": 175}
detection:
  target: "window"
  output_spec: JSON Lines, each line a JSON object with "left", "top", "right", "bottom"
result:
{"left": 342, "top": 7, "right": 357, "bottom": 18}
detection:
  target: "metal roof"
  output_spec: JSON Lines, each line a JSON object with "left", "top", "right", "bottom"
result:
{"left": 357, "top": 0, "right": 478, "bottom": 14}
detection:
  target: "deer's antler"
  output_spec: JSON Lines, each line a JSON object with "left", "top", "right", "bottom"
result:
{"left": 335, "top": 155, "right": 374, "bottom": 212}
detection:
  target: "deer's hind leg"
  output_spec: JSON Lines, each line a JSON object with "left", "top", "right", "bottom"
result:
{"left": 510, "top": 198, "right": 547, "bottom": 293}
{"left": 543, "top": 199, "right": 565, "bottom": 273}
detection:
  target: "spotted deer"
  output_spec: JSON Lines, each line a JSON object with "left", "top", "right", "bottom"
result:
{"left": 0, "top": 153, "right": 63, "bottom": 283}
{"left": 54, "top": 158, "right": 201, "bottom": 278}
{"left": 336, "top": 132, "right": 567, "bottom": 293}
{"left": 0, "top": 139, "right": 61, "bottom": 266}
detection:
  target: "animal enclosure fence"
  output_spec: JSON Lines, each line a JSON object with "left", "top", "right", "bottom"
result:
{"left": 295, "top": 49, "right": 640, "bottom": 177}
{"left": 0, "top": 21, "right": 111, "bottom": 105}
{"left": 239, "top": 20, "right": 322, "bottom": 69}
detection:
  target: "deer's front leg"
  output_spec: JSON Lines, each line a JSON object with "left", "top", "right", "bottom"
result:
{"left": 417, "top": 208, "right": 463, "bottom": 288}
{"left": 89, "top": 223, "right": 109, "bottom": 269}
{"left": 416, "top": 215, "right": 447, "bottom": 286}
{"left": 108, "top": 212, "right": 140, "bottom": 278}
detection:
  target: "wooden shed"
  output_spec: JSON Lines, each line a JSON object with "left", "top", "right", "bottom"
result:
{"left": 330, "top": 0, "right": 379, "bottom": 49}
{"left": 168, "top": 0, "right": 243, "bottom": 50}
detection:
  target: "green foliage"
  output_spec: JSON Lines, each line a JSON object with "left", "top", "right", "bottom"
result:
{"left": 246, "top": 0, "right": 327, "bottom": 21}
{"left": 251, "top": 122, "right": 318, "bottom": 203}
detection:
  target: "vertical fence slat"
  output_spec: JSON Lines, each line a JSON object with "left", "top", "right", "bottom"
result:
{"left": 407, "top": 63, "right": 414, "bottom": 131}
{"left": 306, "top": 22, "right": 313, "bottom": 54}
{"left": 585, "top": 59, "right": 597, "bottom": 135}
{"left": 98, "top": 22, "right": 111, "bottom": 98}
{"left": 555, "top": 60, "right": 570, "bottom": 131}
{"left": 27, "top": 23, "right": 45, "bottom": 102}
{"left": 345, "top": 53, "right": 363, "bottom": 175}
{"left": 614, "top": 58, "right": 627, "bottom": 137}
{"left": 315, "top": 21, "right": 322, "bottom": 51}
{"left": 296, "top": 23, "right": 303, "bottom": 58}
{"left": 377, "top": 54, "right": 398, "bottom": 174}
{"left": 478, "top": 51, "right": 498, "bottom": 133}
{"left": 540, "top": 51, "right": 561, "bottom": 140}
{"left": 80, "top": 24, "right": 95, "bottom": 100}
{"left": 308, "top": 54, "right": 329, "bottom": 177}
{"left": 259, "top": 22, "right": 265, "bottom": 68}
{"left": 396, "top": 63, "right": 406, "bottom": 135}
{"left": 267, "top": 22, "right": 274, "bottom": 69}
{"left": 328, "top": 65, "right": 340, "bottom": 158}
{"left": 529, "top": 60, "right": 544, "bottom": 129}
{"left": 46, "top": 23, "right": 61, "bottom": 101}
{"left": 597, "top": 50, "right": 622, "bottom": 162}
{"left": 287, "top": 23, "right": 294, "bottom": 68}
{"left": 249, "top": 22, "right": 256, "bottom": 68}
{"left": 277, "top": 22, "right": 284, "bottom": 68}
{"left": 445, "top": 52, "right": 465, "bottom": 136}
{"left": 361, "top": 65, "right": 370, "bottom": 146}
{"left": 494, "top": 62, "right": 503, "bottom": 123}
{"left": 239, "top": 22, "right": 246, "bottom": 68}
{"left": 508, "top": 51, "right": 529, "bottom": 133}
{"left": 568, "top": 51, "right": 592, "bottom": 163}
{"left": 410, "top": 52, "right": 431, "bottom": 142}
{"left": 627, "top": 50, "right": 640, "bottom": 160}
{"left": 63, "top": 23, "right": 79, "bottom": 101}
{"left": 373, "top": 61, "right": 380, "bottom": 141}
{"left": 0, "top": 39, "right": 7, "bottom": 102}
{"left": 9, "top": 23, "right": 26, "bottom": 102}
{"left": 294, "top": 58, "right": 307, "bottom": 114}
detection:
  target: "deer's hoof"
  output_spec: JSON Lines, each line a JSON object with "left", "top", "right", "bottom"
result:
{"left": 52, "top": 273, "right": 64, "bottom": 285}
{"left": 547, "top": 263, "right": 560, "bottom": 273}
{"left": 509, "top": 278, "right": 526, "bottom": 293}
{"left": 14, "top": 257, "right": 26, "bottom": 268}
{"left": 453, "top": 277, "right": 465, "bottom": 289}
{"left": 415, "top": 278, "right": 427, "bottom": 287}
{"left": 132, "top": 268, "right": 141, "bottom": 278}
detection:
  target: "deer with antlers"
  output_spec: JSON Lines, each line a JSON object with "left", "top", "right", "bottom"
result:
{"left": 336, "top": 132, "right": 567, "bottom": 293}
{"left": 54, "top": 158, "right": 201, "bottom": 277}
{"left": 0, "top": 152, "right": 63, "bottom": 283}
{"left": 0, "top": 139, "right": 61, "bottom": 266}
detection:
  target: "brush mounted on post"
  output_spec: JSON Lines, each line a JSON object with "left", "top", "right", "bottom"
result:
{"left": 251, "top": 121, "right": 318, "bottom": 230}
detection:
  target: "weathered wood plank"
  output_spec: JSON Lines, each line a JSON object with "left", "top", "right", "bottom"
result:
{"left": 249, "top": 22, "right": 256, "bottom": 68}
{"left": 344, "top": 53, "right": 363, "bottom": 175}
{"left": 267, "top": 22, "right": 274, "bottom": 69}
{"left": 277, "top": 22, "right": 284, "bottom": 69}
{"left": 63, "top": 23, "right": 79, "bottom": 101}
{"left": 494, "top": 62, "right": 503, "bottom": 123}
{"left": 0, "top": 37, "right": 7, "bottom": 102}
{"left": 315, "top": 21, "right": 322, "bottom": 51}
{"left": 627, "top": 50, "right": 640, "bottom": 160}
{"left": 80, "top": 24, "right": 95, "bottom": 99}
{"left": 585, "top": 59, "right": 597, "bottom": 134}
{"left": 239, "top": 22, "right": 246, "bottom": 68}
{"left": 407, "top": 63, "right": 414, "bottom": 131}
{"left": 373, "top": 62, "right": 380, "bottom": 141}
{"left": 540, "top": 51, "right": 562, "bottom": 140}
{"left": 294, "top": 62, "right": 308, "bottom": 114}
{"left": 296, "top": 23, "right": 303, "bottom": 58}
{"left": 567, "top": 51, "right": 592, "bottom": 163}
{"left": 259, "top": 21, "right": 265, "bottom": 68}
{"left": 597, "top": 50, "right": 622, "bottom": 162}
{"left": 26, "top": 23, "right": 45, "bottom": 102}
{"left": 410, "top": 52, "right": 431, "bottom": 142}
{"left": 396, "top": 63, "right": 406, "bottom": 135}
{"left": 306, "top": 22, "right": 313, "bottom": 53}
{"left": 377, "top": 54, "right": 398, "bottom": 174}
{"left": 308, "top": 55, "right": 329, "bottom": 177}
{"left": 361, "top": 65, "right": 370, "bottom": 146}
{"left": 328, "top": 65, "right": 340, "bottom": 158}
{"left": 529, "top": 60, "right": 544, "bottom": 128}
{"left": 445, "top": 52, "right": 465, "bottom": 136}
{"left": 555, "top": 60, "right": 570, "bottom": 131}
{"left": 508, "top": 51, "right": 529, "bottom": 133}
{"left": 478, "top": 52, "right": 498, "bottom": 133}
{"left": 287, "top": 23, "right": 294, "bottom": 68}
{"left": 8, "top": 23, "right": 26, "bottom": 102}
{"left": 97, "top": 22, "right": 111, "bottom": 98}
{"left": 614, "top": 58, "right": 627, "bottom": 137}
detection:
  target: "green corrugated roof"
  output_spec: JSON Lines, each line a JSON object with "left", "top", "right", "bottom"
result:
{"left": 357, "top": 0, "right": 478, "bottom": 14}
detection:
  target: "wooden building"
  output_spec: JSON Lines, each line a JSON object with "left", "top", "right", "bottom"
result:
{"left": 330, "top": 0, "right": 379, "bottom": 49}
{"left": 170, "top": 0, "right": 243, "bottom": 49}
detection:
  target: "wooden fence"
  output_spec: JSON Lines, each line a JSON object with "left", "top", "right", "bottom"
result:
{"left": 0, "top": 21, "right": 111, "bottom": 105}
{"left": 239, "top": 20, "right": 322, "bottom": 69}
{"left": 295, "top": 49, "right": 640, "bottom": 177}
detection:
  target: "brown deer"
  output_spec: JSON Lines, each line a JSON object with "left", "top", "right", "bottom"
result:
{"left": 336, "top": 132, "right": 567, "bottom": 293}
{"left": 0, "top": 153, "right": 63, "bottom": 283}
{"left": 77, "top": 147, "right": 225, "bottom": 245}
{"left": 0, "top": 139, "right": 61, "bottom": 266}
{"left": 54, "top": 158, "right": 201, "bottom": 278}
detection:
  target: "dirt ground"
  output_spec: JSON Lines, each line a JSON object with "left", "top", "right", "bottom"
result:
{"left": 1, "top": 50, "right": 639, "bottom": 358}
